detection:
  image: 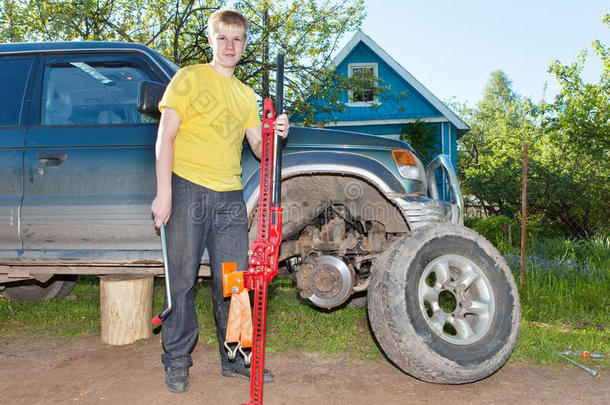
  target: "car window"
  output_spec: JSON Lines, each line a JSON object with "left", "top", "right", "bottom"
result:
{"left": 0, "top": 57, "right": 34, "bottom": 126}
{"left": 42, "top": 62, "right": 153, "bottom": 126}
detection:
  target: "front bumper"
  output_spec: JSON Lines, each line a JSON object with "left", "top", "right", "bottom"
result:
{"left": 394, "top": 154, "right": 463, "bottom": 229}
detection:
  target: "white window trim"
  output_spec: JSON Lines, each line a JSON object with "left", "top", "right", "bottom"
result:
{"left": 347, "top": 62, "right": 380, "bottom": 107}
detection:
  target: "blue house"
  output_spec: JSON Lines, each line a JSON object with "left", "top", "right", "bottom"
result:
{"left": 309, "top": 31, "right": 469, "bottom": 172}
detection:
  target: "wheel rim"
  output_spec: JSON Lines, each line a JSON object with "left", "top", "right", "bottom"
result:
{"left": 417, "top": 254, "right": 495, "bottom": 345}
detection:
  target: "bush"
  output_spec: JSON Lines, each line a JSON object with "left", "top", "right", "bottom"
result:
{"left": 530, "top": 235, "right": 610, "bottom": 273}
{"left": 466, "top": 213, "right": 568, "bottom": 251}
{"left": 466, "top": 215, "right": 519, "bottom": 251}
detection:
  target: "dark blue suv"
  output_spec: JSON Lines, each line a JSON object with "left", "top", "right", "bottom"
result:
{"left": 0, "top": 42, "right": 519, "bottom": 385}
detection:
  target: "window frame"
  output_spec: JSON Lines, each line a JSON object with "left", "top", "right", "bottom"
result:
{"left": 347, "top": 62, "right": 380, "bottom": 107}
{"left": 31, "top": 52, "right": 163, "bottom": 128}
{"left": 0, "top": 55, "right": 37, "bottom": 128}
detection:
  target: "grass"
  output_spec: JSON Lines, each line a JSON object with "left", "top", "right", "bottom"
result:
{"left": 266, "top": 280, "right": 378, "bottom": 358}
{"left": 505, "top": 236, "right": 609, "bottom": 368}
{"left": 0, "top": 276, "right": 100, "bottom": 337}
{"left": 1, "top": 236, "right": 608, "bottom": 370}
{"left": 180, "top": 278, "right": 379, "bottom": 359}
{"left": 0, "top": 277, "right": 378, "bottom": 358}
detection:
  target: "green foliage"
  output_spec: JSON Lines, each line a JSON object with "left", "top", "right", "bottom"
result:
{"left": 467, "top": 215, "right": 519, "bottom": 251}
{"left": 505, "top": 237, "right": 610, "bottom": 365}
{"left": 547, "top": 33, "right": 610, "bottom": 162}
{"left": 231, "top": 0, "right": 366, "bottom": 120}
{"left": 466, "top": 213, "right": 569, "bottom": 252}
{"left": 0, "top": 0, "right": 366, "bottom": 121}
{"left": 0, "top": 0, "right": 223, "bottom": 64}
{"left": 540, "top": 15, "right": 610, "bottom": 237}
{"left": 458, "top": 16, "right": 610, "bottom": 237}
{"left": 529, "top": 235, "right": 610, "bottom": 273}
{"left": 399, "top": 119, "right": 437, "bottom": 165}
{"left": 0, "top": 0, "right": 27, "bottom": 42}
{"left": 458, "top": 70, "right": 540, "bottom": 217}
{"left": 297, "top": 69, "right": 407, "bottom": 126}
{"left": 509, "top": 237, "right": 610, "bottom": 332}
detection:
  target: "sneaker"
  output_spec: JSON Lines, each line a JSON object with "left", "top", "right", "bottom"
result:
{"left": 165, "top": 367, "right": 190, "bottom": 393}
{"left": 222, "top": 363, "right": 274, "bottom": 383}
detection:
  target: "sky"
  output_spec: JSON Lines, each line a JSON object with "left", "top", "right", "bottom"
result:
{"left": 343, "top": 0, "right": 609, "bottom": 107}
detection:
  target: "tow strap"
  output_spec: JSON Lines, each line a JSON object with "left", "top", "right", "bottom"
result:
{"left": 223, "top": 263, "right": 253, "bottom": 364}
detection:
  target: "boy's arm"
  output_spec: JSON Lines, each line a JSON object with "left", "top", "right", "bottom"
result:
{"left": 245, "top": 113, "right": 290, "bottom": 159}
{"left": 151, "top": 107, "right": 181, "bottom": 228}
{"left": 245, "top": 125, "right": 262, "bottom": 159}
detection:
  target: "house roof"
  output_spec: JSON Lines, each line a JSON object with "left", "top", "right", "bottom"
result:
{"left": 332, "top": 31, "right": 469, "bottom": 135}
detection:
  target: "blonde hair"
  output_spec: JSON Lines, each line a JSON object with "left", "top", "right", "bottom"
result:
{"left": 208, "top": 9, "right": 248, "bottom": 37}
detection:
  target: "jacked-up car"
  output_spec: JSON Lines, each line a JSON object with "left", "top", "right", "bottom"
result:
{"left": 0, "top": 42, "right": 519, "bottom": 385}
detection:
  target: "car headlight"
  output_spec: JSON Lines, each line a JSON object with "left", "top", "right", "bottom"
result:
{"left": 392, "top": 149, "right": 426, "bottom": 181}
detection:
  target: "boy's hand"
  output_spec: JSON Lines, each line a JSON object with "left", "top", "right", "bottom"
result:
{"left": 151, "top": 192, "right": 172, "bottom": 229}
{"left": 274, "top": 114, "right": 290, "bottom": 139}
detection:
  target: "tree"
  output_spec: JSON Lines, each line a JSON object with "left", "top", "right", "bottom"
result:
{"left": 4, "top": 0, "right": 222, "bottom": 65}
{"left": 541, "top": 14, "right": 610, "bottom": 236}
{"left": 1, "top": 0, "right": 366, "bottom": 120}
{"left": 458, "top": 14, "right": 610, "bottom": 238}
{"left": 547, "top": 13, "right": 610, "bottom": 162}
{"left": 399, "top": 120, "right": 437, "bottom": 165}
{"left": 232, "top": 0, "right": 366, "bottom": 119}
{"left": 0, "top": 0, "right": 27, "bottom": 42}
{"left": 458, "top": 70, "right": 540, "bottom": 216}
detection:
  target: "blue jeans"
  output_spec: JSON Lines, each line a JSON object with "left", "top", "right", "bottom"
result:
{"left": 161, "top": 173, "right": 249, "bottom": 371}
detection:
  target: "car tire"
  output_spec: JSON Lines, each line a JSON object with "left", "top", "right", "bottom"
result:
{"left": 2, "top": 275, "right": 77, "bottom": 301}
{"left": 368, "top": 224, "right": 520, "bottom": 383}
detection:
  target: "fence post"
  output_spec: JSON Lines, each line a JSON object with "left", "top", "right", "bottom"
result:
{"left": 520, "top": 143, "right": 528, "bottom": 288}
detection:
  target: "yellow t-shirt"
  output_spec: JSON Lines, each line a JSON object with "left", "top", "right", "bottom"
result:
{"left": 159, "top": 64, "right": 261, "bottom": 191}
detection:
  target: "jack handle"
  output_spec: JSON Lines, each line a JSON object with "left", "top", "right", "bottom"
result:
{"left": 152, "top": 223, "right": 172, "bottom": 325}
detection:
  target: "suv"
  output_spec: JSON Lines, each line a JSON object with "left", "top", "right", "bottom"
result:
{"left": 0, "top": 42, "right": 520, "bottom": 384}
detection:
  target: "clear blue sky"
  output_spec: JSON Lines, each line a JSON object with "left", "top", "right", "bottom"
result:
{"left": 346, "top": 0, "right": 609, "bottom": 107}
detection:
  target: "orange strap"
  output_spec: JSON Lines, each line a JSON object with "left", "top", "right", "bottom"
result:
{"left": 225, "top": 289, "right": 253, "bottom": 348}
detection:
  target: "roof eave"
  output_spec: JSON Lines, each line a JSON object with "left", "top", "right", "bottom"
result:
{"left": 332, "top": 31, "right": 470, "bottom": 133}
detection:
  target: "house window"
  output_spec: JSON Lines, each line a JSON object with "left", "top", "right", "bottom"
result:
{"left": 348, "top": 63, "right": 379, "bottom": 106}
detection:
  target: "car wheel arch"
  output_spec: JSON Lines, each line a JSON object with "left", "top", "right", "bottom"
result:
{"left": 247, "top": 171, "right": 411, "bottom": 242}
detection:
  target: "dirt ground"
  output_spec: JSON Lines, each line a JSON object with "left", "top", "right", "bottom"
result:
{"left": 1, "top": 334, "right": 608, "bottom": 405}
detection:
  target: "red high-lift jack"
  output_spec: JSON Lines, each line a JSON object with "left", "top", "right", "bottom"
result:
{"left": 222, "top": 54, "right": 285, "bottom": 405}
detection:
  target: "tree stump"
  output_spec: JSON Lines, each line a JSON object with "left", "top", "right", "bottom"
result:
{"left": 100, "top": 275, "right": 153, "bottom": 345}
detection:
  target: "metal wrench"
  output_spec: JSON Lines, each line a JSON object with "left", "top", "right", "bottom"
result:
{"left": 152, "top": 223, "right": 172, "bottom": 325}
{"left": 558, "top": 351, "right": 600, "bottom": 377}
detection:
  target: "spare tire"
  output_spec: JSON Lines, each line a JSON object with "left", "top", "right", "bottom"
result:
{"left": 2, "top": 275, "right": 77, "bottom": 301}
{"left": 368, "top": 224, "right": 520, "bottom": 383}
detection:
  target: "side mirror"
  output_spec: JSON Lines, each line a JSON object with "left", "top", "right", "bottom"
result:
{"left": 138, "top": 81, "right": 166, "bottom": 119}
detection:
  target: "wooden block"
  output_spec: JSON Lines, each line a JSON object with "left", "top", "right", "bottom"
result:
{"left": 100, "top": 275, "right": 153, "bottom": 345}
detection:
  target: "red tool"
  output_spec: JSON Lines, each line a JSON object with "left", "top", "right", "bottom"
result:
{"left": 223, "top": 54, "right": 285, "bottom": 405}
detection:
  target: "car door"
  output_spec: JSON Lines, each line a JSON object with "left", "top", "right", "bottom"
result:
{"left": 22, "top": 52, "right": 165, "bottom": 251}
{"left": 0, "top": 54, "right": 36, "bottom": 250}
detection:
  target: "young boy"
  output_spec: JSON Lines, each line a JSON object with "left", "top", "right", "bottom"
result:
{"left": 151, "top": 8, "right": 289, "bottom": 393}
